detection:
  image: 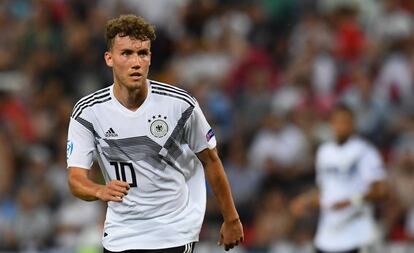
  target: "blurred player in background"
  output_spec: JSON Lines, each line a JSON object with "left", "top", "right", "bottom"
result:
{"left": 66, "top": 14, "right": 243, "bottom": 253}
{"left": 290, "top": 104, "right": 388, "bottom": 253}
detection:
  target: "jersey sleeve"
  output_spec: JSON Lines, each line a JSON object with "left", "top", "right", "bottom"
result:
{"left": 315, "top": 145, "right": 325, "bottom": 187}
{"left": 359, "top": 146, "right": 386, "bottom": 184}
{"left": 185, "top": 103, "right": 217, "bottom": 153}
{"left": 67, "top": 117, "right": 95, "bottom": 169}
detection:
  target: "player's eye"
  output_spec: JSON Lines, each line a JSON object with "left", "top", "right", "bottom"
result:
{"left": 121, "top": 50, "right": 132, "bottom": 56}
{"left": 138, "top": 50, "right": 149, "bottom": 57}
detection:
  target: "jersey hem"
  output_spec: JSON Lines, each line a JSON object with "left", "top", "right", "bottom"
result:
{"left": 102, "top": 238, "right": 199, "bottom": 251}
{"left": 314, "top": 237, "right": 375, "bottom": 252}
{"left": 193, "top": 140, "right": 217, "bottom": 154}
{"left": 66, "top": 163, "right": 92, "bottom": 170}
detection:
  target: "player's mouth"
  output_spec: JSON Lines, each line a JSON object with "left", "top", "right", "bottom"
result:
{"left": 130, "top": 72, "right": 142, "bottom": 80}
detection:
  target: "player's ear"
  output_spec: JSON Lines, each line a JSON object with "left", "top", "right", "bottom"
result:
{"left": 104, "top": 51, "right": 113, "bottom": 67}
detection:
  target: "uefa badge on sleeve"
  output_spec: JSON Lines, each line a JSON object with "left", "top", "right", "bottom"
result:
{"left": 206, "top": 129, "right": 214, "bottom": 142}
{"left": 67, "top": 140, "right": 74, "bottom": 159}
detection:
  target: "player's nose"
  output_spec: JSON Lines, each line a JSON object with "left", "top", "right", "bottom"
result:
{"left": 131, "top": 54, "right": 142, "bottom": 69}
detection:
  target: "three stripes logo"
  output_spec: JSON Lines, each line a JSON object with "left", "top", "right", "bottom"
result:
{"left": 71, "top": 87, "right": 111, "bottom": 119}
{"left": 105, "top": 128, "right": 118, "bottom": 137}
{"left": 150, "top": 80, "right": 196, "bottom": 107}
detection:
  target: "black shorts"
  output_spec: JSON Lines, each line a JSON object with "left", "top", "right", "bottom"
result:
{"left": 315, "top": 248, "right": 359, "bottom": 253}
{"left": 103, "top": 242, "right": 195, "bottom": 253}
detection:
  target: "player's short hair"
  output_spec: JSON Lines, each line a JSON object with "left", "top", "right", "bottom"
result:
{"left": 105, "top": 14, "right": 156, "bottom": 50}
{"left": 332, "top": 103, "right": 354, "bottom": 118}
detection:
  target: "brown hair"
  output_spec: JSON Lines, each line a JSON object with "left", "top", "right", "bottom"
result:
{"left": 105, "top": 14, "right": 156, "bottom": 50}
{"left": 332, "top": 103, "right": 354, "bottom": 118}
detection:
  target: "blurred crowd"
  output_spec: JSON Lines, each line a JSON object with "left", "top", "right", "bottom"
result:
{"left": 2, "top": 0, "right": 414, "bottom": 252}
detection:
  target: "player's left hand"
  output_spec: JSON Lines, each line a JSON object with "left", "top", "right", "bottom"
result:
{"left": 332, "top": 200, "right": 351, "bottom": 210}
{"left": 218, "top": 218, "right": 244, "bottom": 251}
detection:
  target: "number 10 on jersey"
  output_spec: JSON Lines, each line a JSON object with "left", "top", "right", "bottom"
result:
{"left": 110, "top": 161, "right": 137, "bottom": 187}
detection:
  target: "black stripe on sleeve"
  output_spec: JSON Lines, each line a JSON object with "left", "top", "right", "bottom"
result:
{"left": 73, "top": 97, "right": 112, "bottom": 119}
{"left": 150, "top": 80, "right": 196, "bottom": 100}
{"left": 151, "top": 90, "right": 195, "bottom": 107}
{"left": 151, "top": 85, "right": 196, "bottom": 104}
{"left": 72, "top": 93, "right": 110, "bottom": 118}
{"left": 150, "top": 80, "right": 190, "bottom": 94}
{"left": 73, "top": 87, "right": 110, "bottom": 109}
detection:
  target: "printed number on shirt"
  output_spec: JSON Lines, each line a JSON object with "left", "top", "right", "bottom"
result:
{"left": 110, "top": 161, "right": 137, "bottom": 187}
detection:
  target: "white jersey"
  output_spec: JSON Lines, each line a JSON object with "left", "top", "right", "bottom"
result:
{"left": 66, "top": 80, "right": 216, "bottom": 251}
{"left": 314, "top": 136, "right": 386, "bottom": 252}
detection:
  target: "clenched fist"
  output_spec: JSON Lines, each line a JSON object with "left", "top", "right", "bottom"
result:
{"left": 96, "top": 180, "right": 130, "bottom": 202}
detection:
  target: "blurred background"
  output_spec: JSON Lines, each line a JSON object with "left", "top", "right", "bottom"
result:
{"left": 1, "top": 0, "right": 414, "bottom": 252}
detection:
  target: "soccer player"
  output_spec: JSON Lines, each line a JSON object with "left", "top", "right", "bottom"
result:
{"left": 66, "top": 14, "right": 243, "bottom": 253}
{"left": 290, "top": 104, "right": 388, "bottom": 253}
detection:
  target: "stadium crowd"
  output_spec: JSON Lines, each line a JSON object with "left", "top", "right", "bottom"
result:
{"left": 1, "top": 0, "right": 414, "bottom": 252}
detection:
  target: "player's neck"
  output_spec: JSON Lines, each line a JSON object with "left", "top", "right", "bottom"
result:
{"left": 113, "top": 81, "right": 148, "bottom": 111}
{"left": 336, "top": 135, "right": 352, "bottom": 145}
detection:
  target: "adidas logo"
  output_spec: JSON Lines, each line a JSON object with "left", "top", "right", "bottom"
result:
{"left": 105, "top": 128, "right": 118, "bottom": 137}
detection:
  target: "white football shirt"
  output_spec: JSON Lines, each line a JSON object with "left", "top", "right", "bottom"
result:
{"left": 67, "top": 80, "right": 216, "bottom": 251}
{"left": 314, "top": 136, "right": 386, "bottom": 252}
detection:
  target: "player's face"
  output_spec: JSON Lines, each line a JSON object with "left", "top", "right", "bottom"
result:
{"left": 330, "top": 110, "right": 354, "bottom": 143}
{"left": 104, "top": 35, "right": 151, "bottom": 90}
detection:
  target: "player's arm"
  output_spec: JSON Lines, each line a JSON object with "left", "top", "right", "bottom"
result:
{"left": 333, "top": 148, "right": 389, "bottom": 210}
{"left": 332, "top": 180, "right": 388, "bottom": 210}
{"left": 197, "top": 148, "right": 244, "bottom": 251}
{"left": 67, "top": 115, "right": 129, "bottom": 202}
{"left": 363, "top": 180, "right": 388, "bottom": 202}
{"left": 68, "top": 167, "right": 130, "bottom": 202}
{"left": 290, "top": 188, "right": 320, "bottom": 217}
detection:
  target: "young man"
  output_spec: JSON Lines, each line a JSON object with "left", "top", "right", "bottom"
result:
{"left": 66, "top": 14, "right": 243, "bottom": 253}
{"left": 290, "top": 105, "right": 388, "bottom": 253}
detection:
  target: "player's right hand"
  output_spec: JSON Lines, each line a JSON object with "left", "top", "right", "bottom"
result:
{"left": 289, "top": 196, "right": 309, "bottom": 217}
{"left": 96, "top": 180, "right": 130, "bottom": 202}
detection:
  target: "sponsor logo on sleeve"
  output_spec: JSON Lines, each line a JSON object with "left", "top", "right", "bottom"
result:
{"left": 206, "top": 129, "right": 214, "bottom": 142}
{"left": 67, "top": 140, "right": 74, "bottom": 159}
